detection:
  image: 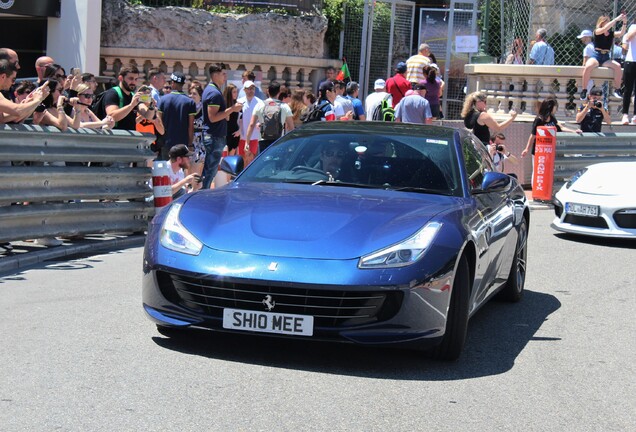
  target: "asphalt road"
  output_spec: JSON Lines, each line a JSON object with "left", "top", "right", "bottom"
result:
{"left": 1, "top": 210, "right": 634, "bottom": 431}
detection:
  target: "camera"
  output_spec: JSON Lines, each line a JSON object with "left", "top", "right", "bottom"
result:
{"left": 496, "top": 145, "right": 504, "bottom": 152}
{"left": 594, "top": 101, "right": 603, "bottom": 109}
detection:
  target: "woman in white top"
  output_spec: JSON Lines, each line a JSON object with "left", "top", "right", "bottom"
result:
{"left": 74, "top": 83, "right": 115, "bottom": 129}
{"left": 504, "top": 38, "right": 525, "bottom": 64}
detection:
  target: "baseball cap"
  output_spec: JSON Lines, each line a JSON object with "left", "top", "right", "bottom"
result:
{"left": 243, "top": 80, "right": 255, "bottom": 89}
{"left": 577, "top": 30, "right": 593, "bottom": 39}
{"left": 168, "top": 144, "right": 194, "bottom": 159}
{"left": 589, "top": 86, "right": 603, "bottom": 96}
{"left": 395, "top": 62, "right": 407, "bottom": 73}
{"left": 414, "top": 81, "right": 427, "bottom": 91}
{"left": 374, "top": 79, "right": 386, "bottom": 90}
{"left": 319, "top": 80, "right": 334, "bottom": 92}
{"left": 169, "top": 72, "right": 186, "bottom": 84}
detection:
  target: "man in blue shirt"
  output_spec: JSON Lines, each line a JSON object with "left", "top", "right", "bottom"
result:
{"left": 158, "top": 72, "right": 197, "bottom": 161}
{"left": 201, "top": 64, "right": 243, "bottom": 189}
{"left": 345, "top": 81, "right": 366, "bottom": 120}
{"left": 395, "top": 82, "right": 432, "bottom": 124}
{"left": 528, "top": 28, "right": 555, "bottom": 65}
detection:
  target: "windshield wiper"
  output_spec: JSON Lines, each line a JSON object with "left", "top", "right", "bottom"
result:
{"left": 311, "top": 180, "right": 385, "bottom": 189}
{"left": 390, "top": 186, "right": 451, "bottom": 196}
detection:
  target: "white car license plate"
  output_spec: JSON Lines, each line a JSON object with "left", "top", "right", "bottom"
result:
{"left": 565, "top": 202, "right": 599, "bottom": 217}
{"left": 223, "top": 308, "right": 314, "bottom": 336}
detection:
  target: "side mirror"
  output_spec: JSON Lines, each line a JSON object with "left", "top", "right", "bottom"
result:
{"left": 480, "top": 171, "right": 511, "bottom": 192}
{"left": 219, "top": 155, "right": 244, "bottom": 178}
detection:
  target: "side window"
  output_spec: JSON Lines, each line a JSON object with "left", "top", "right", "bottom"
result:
{"left": 462, "top": 137, "right": 493, "bottom": 191}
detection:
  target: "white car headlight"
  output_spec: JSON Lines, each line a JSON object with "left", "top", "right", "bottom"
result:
{"left": 358, "top": 222, "right": 442, "bottom": 269}
{"left": 160, "top": 203, "right": 203, "bottom": 256}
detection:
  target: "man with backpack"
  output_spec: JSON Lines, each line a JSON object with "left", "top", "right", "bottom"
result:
{"left": 365, "top": 79, "right": 393, "bottom": 121}
{"left": 98, "top": 64, "right": 156, "bottom": 131}
{"left": 245, "top": 80, "right": 294, "bottom": 154}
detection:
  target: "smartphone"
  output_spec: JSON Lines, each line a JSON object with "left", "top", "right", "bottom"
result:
{"left": 70, "top": 67, "right": 81, "bottom": 77}
{"left": 139, "top": 94, "right": 151, "bottom": 104}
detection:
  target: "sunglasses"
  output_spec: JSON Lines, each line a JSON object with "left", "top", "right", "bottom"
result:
{"left": 79, "top": 93, "right": 95, "bottom": 99}
{"left": 323, "top": 150, "right": 345, "bottom": 158}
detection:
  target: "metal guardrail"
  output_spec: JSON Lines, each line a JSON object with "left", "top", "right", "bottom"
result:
{"left": 0, "top": 125, "right": 156, "bottom": 244}
{"left": 554, "top": 133, "right": 636, "bottom": 186}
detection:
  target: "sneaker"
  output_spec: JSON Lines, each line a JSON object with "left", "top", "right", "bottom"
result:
{"left": 579, "top": 89, "right": 587, "bottom": 100}
{"left": 34, "top": 237, "right": 63, "bottom": 247}
{"left": 0, "top": 242, "right": 13, "bottom": 252}
{"left": 622, "top": 114, "right": 630, "bottom": 125}
{"left": 613, "top": 89, "right": 623, "bottom": 98}
{"left": 631, "top": 115, "right": 636, "bottom": 125}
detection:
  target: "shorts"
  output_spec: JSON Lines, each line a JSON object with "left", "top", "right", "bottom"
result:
{"left": 593, "top": 51, "right": 610, "bottom": 65}
{"left": 430, "top": 104, "right": 441, "bottom": 118}
{"left": 239, "top": 139, "right": 259, "bottom": 156}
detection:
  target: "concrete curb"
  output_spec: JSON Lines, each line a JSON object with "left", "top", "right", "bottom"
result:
{"left": 0, "top": 235, "right": 146, "bottom": 276}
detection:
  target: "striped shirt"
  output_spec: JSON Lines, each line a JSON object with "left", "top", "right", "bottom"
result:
{"left": 406, "top": 54, "right": 432, "bottom": 83}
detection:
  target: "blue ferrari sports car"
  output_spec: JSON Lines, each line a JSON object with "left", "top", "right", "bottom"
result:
{"left": 143, "top": 122, "right": 529, "bottom": 360}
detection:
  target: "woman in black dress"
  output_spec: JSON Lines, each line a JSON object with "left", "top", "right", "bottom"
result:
{"left": 224, "top": 83, "right": 240, "bottom": 156}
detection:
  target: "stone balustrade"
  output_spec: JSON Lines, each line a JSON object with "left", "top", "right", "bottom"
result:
{"left": 464, "top": 64, "right": 621, "bottom": 122}
{"left": 100, "top": 47, "right": 336, "bottom": 90}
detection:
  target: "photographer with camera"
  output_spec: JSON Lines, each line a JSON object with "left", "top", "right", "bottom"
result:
{"left": 575, "top": 86, "right": 611, "bottom": 132}
{"left": 488, "top": 133, "right": 518, "bottom": 173}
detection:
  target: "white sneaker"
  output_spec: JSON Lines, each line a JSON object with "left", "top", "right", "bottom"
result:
{"left": 632, "top": 116, "right": 636, "bottom": 125}
{"left": 622, "top": 114, "right": 630, "bottom": 125}
{"left": 35, "top": 237, "right": 63, "bottom": 247}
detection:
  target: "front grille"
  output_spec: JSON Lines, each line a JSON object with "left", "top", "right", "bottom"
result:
{"left": 157, "top": 271, "right": 403, "bottom": 329}
{"left": 613, "top": 210, "right": 636, "bottom": 229}
{"left": 564, "top": 214, "right": 609, "bottom": 229}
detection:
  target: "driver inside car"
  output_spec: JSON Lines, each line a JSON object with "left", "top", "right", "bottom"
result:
{"left": 315, "top": 142, "right": 348, "bottom": 180}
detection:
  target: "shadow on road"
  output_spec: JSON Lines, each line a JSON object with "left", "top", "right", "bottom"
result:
{"left": 554, "top": 233, "right": 636, "bottom": 249}
{"left": 152, "top": 289, "right": 561, "bottom": 380}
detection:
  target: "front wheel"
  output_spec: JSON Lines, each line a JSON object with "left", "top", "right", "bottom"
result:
{"left": 498, "top": 217, "right": 528, "bottom": 302}
{"left": 432, "top": 255, "right": 470, "bottom": 361}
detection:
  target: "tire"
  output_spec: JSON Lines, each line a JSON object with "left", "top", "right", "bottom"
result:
{"left": 498, "top": 217, "right": 528, "bottom": 303}
{"left": 432, "top": 255, "right": 470, "bottom": 361}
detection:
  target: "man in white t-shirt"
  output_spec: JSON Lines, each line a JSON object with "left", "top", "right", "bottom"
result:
{"left": 365, "top": 79, "right": 392, "bottom": 121}
{"left": 237, "top": 80, "right": 262, "bottom": 165}
{"left": 168, "top": 144, "right": 201, "bottom": 198}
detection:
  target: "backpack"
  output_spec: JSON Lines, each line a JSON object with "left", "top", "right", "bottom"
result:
{"left": 301, "top": 100, "right": 330, "bottom": 123}
{"left": 372, "top": 94, "right": 394, "bottom": 121}
{"left": 261, "top": 99, "right": 283, "bottom": 140}
{"left": 91, "top": 86, "right": 125, "bottom": 124}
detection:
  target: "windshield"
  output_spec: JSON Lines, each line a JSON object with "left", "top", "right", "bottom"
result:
{"left": 237, "top": 128, "right": 462, "bottom": 196}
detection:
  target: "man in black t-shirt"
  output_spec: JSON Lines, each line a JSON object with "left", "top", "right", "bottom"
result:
{"left": 575, "top": 86, "right": 611, "bottom": 132}
{"left": 104, "top": 64, "right": 156, "bottom": 130}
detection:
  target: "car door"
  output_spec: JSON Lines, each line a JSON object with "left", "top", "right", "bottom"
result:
{"left": 461, "top": 135, "right": 515, "bottom": 309}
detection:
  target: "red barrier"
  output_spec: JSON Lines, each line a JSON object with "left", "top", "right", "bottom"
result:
{"left": 532, "top": 126, "right": 556, "bottom": 201}
{"left": 152, "top": 161, "right": 172, "bottom": 208}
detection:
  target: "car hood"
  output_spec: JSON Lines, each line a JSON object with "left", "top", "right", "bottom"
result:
{"left": 179, "top": 182, "right": 457, "bottom": 259}
{"left": 573, "top": 162, "right": 636, "bottom": 196}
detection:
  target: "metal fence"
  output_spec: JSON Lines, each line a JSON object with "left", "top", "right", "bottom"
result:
{"left": 481, "top": 0, "right": 636, "bottom": 66}
{"left": 0, "top": 125, "right": 156, "bottom": 244}
{"left": 341, "top": 0, "right": 415, "bottom": 100}
{"left": 136, "top": 0, "right": 322, "bottom": 13}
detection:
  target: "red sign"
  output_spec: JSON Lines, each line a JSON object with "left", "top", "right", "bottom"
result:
{"left": 532, "top": 126, "right": 556, "bottom": 201}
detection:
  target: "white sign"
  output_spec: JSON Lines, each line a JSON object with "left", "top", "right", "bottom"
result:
{"left": 456, "top": 35, "right": 479, "bottom": 53}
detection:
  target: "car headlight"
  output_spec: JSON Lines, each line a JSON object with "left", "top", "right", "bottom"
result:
{"left": 566, "top": 168, "right": 587, "bottom": 189}
{"left": 160, "top": 203, "right": 203, "bottom": 256}
{"left": 358, "top": 222, "right": 442, "bottom": 268}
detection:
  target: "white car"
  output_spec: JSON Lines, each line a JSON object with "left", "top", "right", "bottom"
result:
{"left": 552, "top": 162, "right": 636, "bottom": 238}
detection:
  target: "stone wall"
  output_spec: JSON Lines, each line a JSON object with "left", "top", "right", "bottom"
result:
{"left": 101, "top": 0, "right": 329, "bottom": 59}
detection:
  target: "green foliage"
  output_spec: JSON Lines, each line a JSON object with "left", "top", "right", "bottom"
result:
{"left": 323, "top": 0, "right": 348, "bottom": 59}
{"left": 548, "top": 24, "right": 582, "bottom": 66}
